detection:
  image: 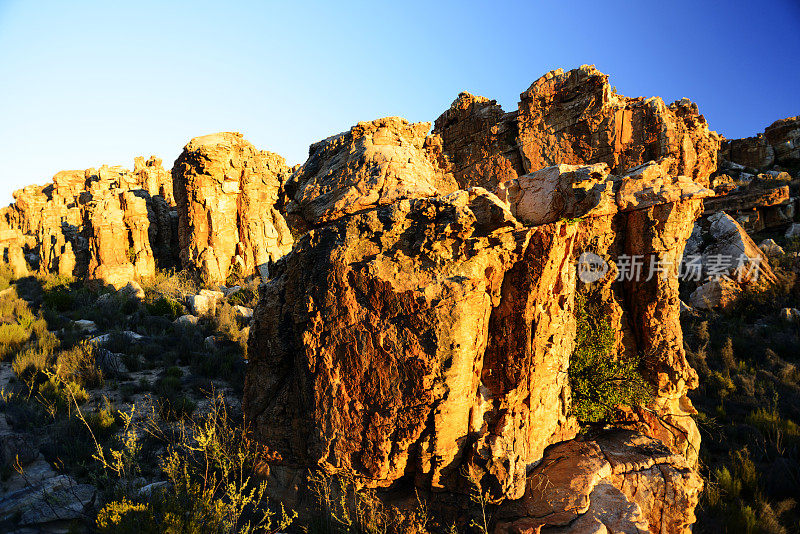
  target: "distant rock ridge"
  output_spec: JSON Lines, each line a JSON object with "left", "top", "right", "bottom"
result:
{"left": 0, "top": 157, "right": 177, "bottom": 287}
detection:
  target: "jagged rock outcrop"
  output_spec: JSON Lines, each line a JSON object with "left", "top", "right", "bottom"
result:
{"left": 433, "top": 66, "right": 721, "bottom": 192}
{"left": 432, "top": 93, "right": 523, "bottom": 190}
{"left": 517, "top": 66, "right": 720, "bottom": 185}
{"left": 245, "top": 117, "right": 710, "bottom": 532}
{"left": 684, "top": 211, "right": 774, "bottom": 309}
{"left": 712, "top": 118, "right": 800, "bottom": 231}
{"left": 495, "top": 430, "right": 703, "bottom": 534}
{"left": 721, "top": 116, "right": 800, "bottom": 172}
{"left": 172, "top": 132, "right": 294, "bottom": 284}
{"left": 284, "top": 117, "right": 458, "bottom": 230}
{"left": 704, "top": 174, "right": 794, "bottom": 232}
{"left": 0, "top": 160, "right": 177, "bottom": 286}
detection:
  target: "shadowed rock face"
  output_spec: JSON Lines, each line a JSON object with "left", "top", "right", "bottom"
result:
{"left": 0, "top": 160, "right": 177, "bottom": 287}
{"left": 433, "top": 65, "right": 721, "bottom": 191}
{"left": 172, "top": 132, "right": 294, "bottom": 285}
{"left": 722, "top": 116, "right": 800, "bottom": 171}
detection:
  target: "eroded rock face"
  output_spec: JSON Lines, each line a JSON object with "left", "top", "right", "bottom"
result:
{"left": 245, "top": 190, "right": 558, "bottom": 497}
{"left": 245, "top": 144, "right": 708, "bottom": 534}
{"left": 172, "top": 132, "right": 294, "bottom": 284}
{"left": 517, "top": 66, "right": 720, "bottom": 186}
{"left": 433, "top": 66, "right": 721, "bottom": 193}
{"left": 722, "top": 116, "right": 800, "bottom": 171}
{"left": 495, "top": 430, "right": 703, "bottom": 534}
{"left": 432, "top": 93, "right": 523, "bottom": 190}
{"left": 285, "top": 117, "right": 458, "bottom": 230}
{"left": 0, "top": 159, "right": 177, "bottom": 286}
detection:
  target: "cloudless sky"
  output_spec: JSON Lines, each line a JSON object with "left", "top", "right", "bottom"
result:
{"left": 1, "top": 0, "right": 798, "bottom": 204}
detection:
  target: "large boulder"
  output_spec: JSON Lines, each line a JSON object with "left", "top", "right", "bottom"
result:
{"left": 284, "top": 117, "right": 458, "bottom": 230}
{"left": 172, "top": 132, "right": 294, "bottom": 284}
{"left": 245, "top": 123, "right": 709, "bottom": 533}
{"left": 495, "top": 430, "right": 703, "bottom": 534}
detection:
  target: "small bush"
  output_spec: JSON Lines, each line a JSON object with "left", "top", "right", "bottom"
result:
{"left": 92, "top": 394, "right": 295, "bottom": 533}
{"left": 569, "top": 292, "right": 651, "bottom": 422}
{"left": 56, "top": 340, "right": 103, "bottom": 388}
{"left": 43, "top": 288, "right": 75, "bottom": 312}
{"left": 12, "top": 347, "right": 49, "bottom": 380}
{"left": 146, "top": 296, "right": 184, "bottom": 319}
{"left": 0, "top": 323, "right": 31, "bottom": 359}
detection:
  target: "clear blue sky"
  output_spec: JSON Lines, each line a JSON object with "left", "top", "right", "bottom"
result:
{"left": 1, "top": 0, "right": 798, "bottom": 204}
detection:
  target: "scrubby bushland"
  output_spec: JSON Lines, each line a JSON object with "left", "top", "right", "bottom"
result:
{"left": 685, "top": 231, "right": 800, "bottom": 534}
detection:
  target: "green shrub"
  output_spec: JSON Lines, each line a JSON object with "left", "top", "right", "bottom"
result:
{"left": 38, "top": 372, "right": 89, "bottom": 414}
{"left": 569, "top": 292, "right": 651, "bottom": 422}
{"left": 43, "top": 288, "right": 75, "bottom": 312}
{"left": 0, "top": 323, "right": 32, "bottom": 359}
{"left": 12, "top": 347, "right": 49, "bottom": 380}
{"left": 93, "top": 394, "right": 295, "bottom": 533}
{"left": 146, "top": 296, "right": 184, "bottom": 319}
{"left": 56, "top": 340, "right": 103, "bottom": 388}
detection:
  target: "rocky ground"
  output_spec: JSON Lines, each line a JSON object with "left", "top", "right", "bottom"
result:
{"left": 0, "top": 270, "right": 260, "bottom": 532}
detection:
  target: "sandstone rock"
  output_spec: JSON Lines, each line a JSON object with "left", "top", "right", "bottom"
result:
{"left": 1, "top": 244, "right": 29, "bottom": 279}
{"left": 759, "top": 239, "right": 785, "bottom": 256}
{"left": 172, "top": 132, "right": 295, "bottom": 284}
{"left": 435, "top": 67, "right": 720, "bottom": 193}
{"left": 0, "top": 474, "right": 96, "bottom": 527}
{"left": 616, "top": 159, "right": 714, "bottom": 211}
{"left": 188, "top": 289, "right": 224, "bottom": 316}
{"left": 721, "top": 133, "right": 775, "bottom": 170}
{"left": 174, "top": 314, "right": 199, "bottom": 326}
{"left": 764, "top": 116, "right": 800, "bottom": 167}
{"left": 0, "top": 157, "right": 178, "bottom": 286}
{"left": 433, "top": 92, "right": 523, "bottom": 190}
{"left": 72, "top": 319, "right": 98, "bottom": 334}
{"left": 702, "top": 182, "right": 792, "bottom": 233}
{"left": 496, "top": 163, "right": 616, "bottom": 225}
{"left": 119, "top": 280, "right": 145, "bottom": 300}
{"left": 246, "top": 160, "right": 707, "bottom": 512}
{"left": 780, "top": 307, "right": 800, "bottom": 323}
{"left": 234, "top": 305, "right": 253, "bottom": 319}
{"left": 495, "top": 430, "right": 702, "bottom": 534}
{"left": 285, "top": 117, "right": 458, "bottom": 229}
{"left": 700, "top": 212, "right": 774, "bottom": 284}
{"left": 246, "top": 190, "right": 551, "bottom": 498}
{"left": 516, "top": 66, "right": 720, "bottom": 185}
{"left": 690, "top": 278, "right": 741, "bottom": 309}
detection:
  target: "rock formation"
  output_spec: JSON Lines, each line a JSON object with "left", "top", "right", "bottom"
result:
{"left": 721, "top": 116, "right": 800, "bottom": 172}
{"left": 495, "top": 430, "right": 702, "bottom": 534}
{"left": 0, "top": 159, "right": 177, "bottom": 287}
{"left": 433, "top": 65, "right": 721, "bottom": 191}
{"left": 284, "top": 117, "right": 458, "bottom": 230}
{"left": 172, "top": 132, "right": 294, "bottom": 284}
{"left": 711, "top": 117, "right": 800, "bottom": 232}
{"left": 245, "top": 137, "right": 711, "bottom": 532}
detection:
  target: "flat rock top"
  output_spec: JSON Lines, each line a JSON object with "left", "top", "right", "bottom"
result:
{"left": 185, "top": 131, "right": 245, "bottom": 151}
